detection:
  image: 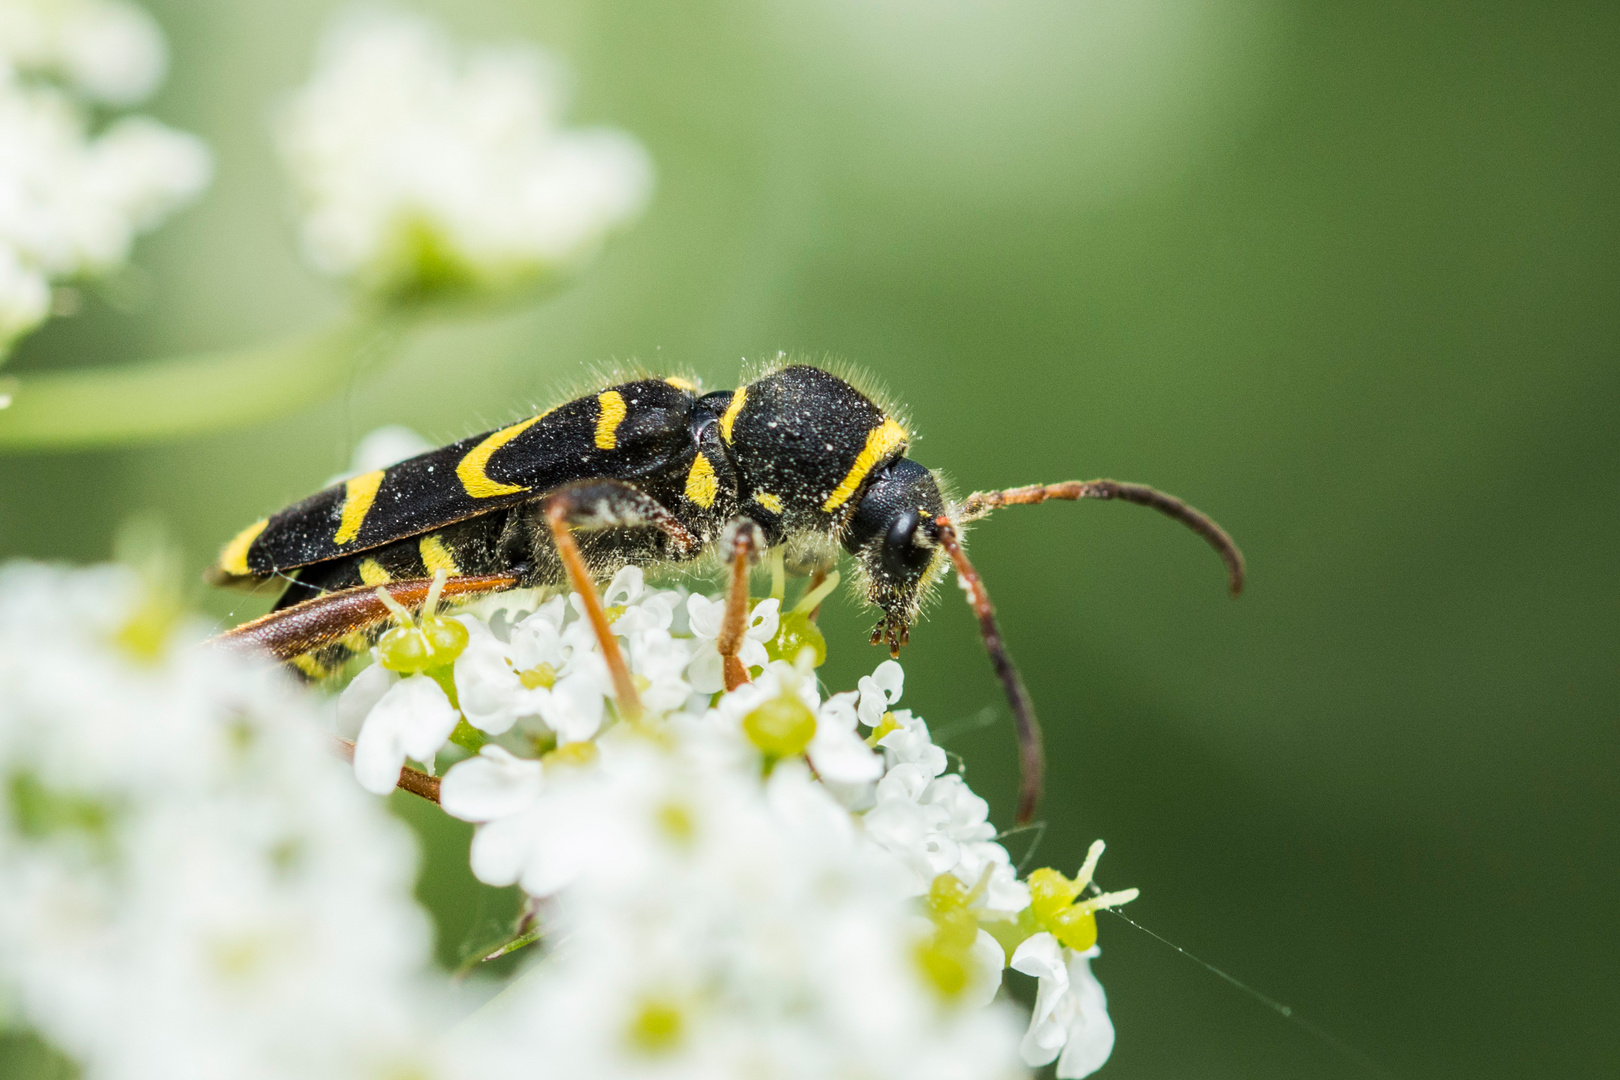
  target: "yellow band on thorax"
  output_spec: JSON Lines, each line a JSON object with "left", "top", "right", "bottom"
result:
{"left": 822, "top": 418, "right": 908, "bottom": 512}
{"left": 719, "top": 387, "right": 746, "bottom": 443}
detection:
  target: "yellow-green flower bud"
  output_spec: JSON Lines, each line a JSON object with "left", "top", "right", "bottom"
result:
{"left": 377, "top": 614, "right": 468, "bottom": 674}
{"left": 1028, "top": 866, "right": 1098, "bottom": 952}
{"left": 766, "top": 611, "right": 826, "bottom": 667}
{"left": 743, "top": 693, "right": 817, "bottom": 759}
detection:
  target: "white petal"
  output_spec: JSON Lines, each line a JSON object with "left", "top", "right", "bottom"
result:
{"left": 508, "top": 610, "right": 565, "bottom": 670}
{"left": 540, "top": 670, "right": 604, "bottom": 743}
{"left": 871, "top": 658, "right": 904, "bottom": 702}
{"left": 686, "top": 642, "right": 725, "bottom": 694}
{"left": 601, "top": 565, "right": 644, "bottom": 607}
{"left": 745, "top": 597, "right": 780, "bottom": 642}
{"left": 807, "top": 723, "right": 882, "bottom": 784}
{"left": 686, "top": 592, "right": 723, "bottom": 638}
{"left": 440, "top": 746, "right": 543, "bottom": 822}
{"left": 352, "top": 674, "right": 458, "bottom": 794}
{"left": 1056, "top": 947, "right": 1115, "bottom": 1080}
{"left": 453, "top": 622, "right": 525, "bottom": 734}
{"left": 335, "top": 662, "right": 395, "bottom": 739}
{"left": 959, "top": 928, "right": 1006, "bottom": 1009}
{"left": 467, "top": 809, "right": 539, "bottom": 887}
{"left": 1012, "top": 932, "right": 1071, "bottom": 1067}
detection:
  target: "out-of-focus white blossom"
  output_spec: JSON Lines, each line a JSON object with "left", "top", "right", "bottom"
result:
{"left": 0, "top": 561, "right": 442, "bottom": 1080}
{"left": 0, "top": 49, "right": 210, "bottom": 354}
{"left": 0, "top": 0, "right": 167, "bottom": 104}
{"left": 326, "top": 423, "right": 436, "bottom": 486}
{"left": 276, "top": 9, "right": 652, "bottom": 301}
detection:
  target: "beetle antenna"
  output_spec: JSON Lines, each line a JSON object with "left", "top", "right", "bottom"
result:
{"left": 957, "top": 479, "right": 1246, "bottom": 596}
{"left": 933, "top": 516, "right": 1044, "bottom": 825}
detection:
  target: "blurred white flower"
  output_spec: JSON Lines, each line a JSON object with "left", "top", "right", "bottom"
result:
{"left": 0, "top": 561, "right": 442, "bottom": 1080}
{"left": 327, "top": 423, "right": 435, "bottom": 485}
{"left": 0, "top": 74, "right": 210, "bottom": 353}
{"left": 276, "top": 9, "right": 653, "bottom": 301}
{"left": 0, "top": 0, "right": 167, "bottom": 104}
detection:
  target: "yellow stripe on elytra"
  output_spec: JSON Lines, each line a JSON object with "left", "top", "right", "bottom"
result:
{"left": 217, "top": 518, "right": 268, "bottom": 577}
{"left": 685, "top": 453, "right": 719, "bottom": 509}
{"left": 419, "top": 533, "right": 461, "bottom": 575}
{"left": 719, "top": 387, "right": 746, "bottom": 443}
{"left": 753, "top": 491, "right": 783, "bottom": 514}
{"left": 457, "top": 413, "right": 546, "bottom": 499}
{"left": 665, "top": 376, "right": 697, "bottom": 392}
{"left": 358, "top": 558, "right": 392, "bottom": 586}
{"left": 334, "top": 469, "right": 385, "bottom": 545}
{"left": 595, "top": 391, "right": 627, "bottom": 450}
{"left": 822, "top": 418, "right": 909, "bottom": 512}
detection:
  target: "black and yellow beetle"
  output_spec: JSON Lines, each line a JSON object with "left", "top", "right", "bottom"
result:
{"left": 211, "top": 361, "right": 1243, "bottom": 820}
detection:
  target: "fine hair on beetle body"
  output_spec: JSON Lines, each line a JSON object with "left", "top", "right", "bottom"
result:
{"left": 211, "top": 356, "right": 1244, "bottom": 822}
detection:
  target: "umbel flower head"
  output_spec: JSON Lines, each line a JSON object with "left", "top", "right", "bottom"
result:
{"left": 333, "top": 561, "right": 1141, "bottom": 1079}
{"left": 276, "top": 9, "right": 653, "bottom": 307}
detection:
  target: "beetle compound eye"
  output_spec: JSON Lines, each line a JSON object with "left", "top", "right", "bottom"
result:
{"left": 886, "top": 508, "right": 919, "bottom": 548}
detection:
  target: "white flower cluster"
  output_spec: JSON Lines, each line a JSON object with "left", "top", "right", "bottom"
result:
{"left": 339, "top": 566, "right": 1130, "bottom": 1079}
{"left": 276, "top": 10, "right": 652, "bottom": 301}
{"left": 0, "top": 0, "right": 210, "bottom": 356}
{"left": 0, "top": 562, "right": 442, "bottom": 1080}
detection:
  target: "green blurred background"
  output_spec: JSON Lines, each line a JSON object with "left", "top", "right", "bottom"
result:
{"left": 2, "top": 1, "right": 1616, "bottom": 1077}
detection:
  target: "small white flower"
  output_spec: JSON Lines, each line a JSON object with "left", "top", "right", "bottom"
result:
{"left": 440, "top": 745, "right": 553, "bottom": 890}
{"left": 865, "top": 762, "right": 960, "bottom": 891}
{"left": 876, "top": 707, "right": 949, "bottom": 778}
{"left": 685, "top": 592, "right": 778, "bottom": 694}
{"left": 1011, "top": 934, "right": 1115, "bottom": 1079}
{"left": 351, "top": 673, "right": 459, "bottom": 794}
{"left": 858, "top": 657, "right": 905, "bottom": 726}
{"left": 809, "top": 688, "right": 883, "bottom": 785}
{"left": 276, "top": 9, "right": 652, "bottom": 300}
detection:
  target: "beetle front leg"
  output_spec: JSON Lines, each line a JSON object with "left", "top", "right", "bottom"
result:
{"left": 717, "top": 518, "right": 765, "bottom": 691}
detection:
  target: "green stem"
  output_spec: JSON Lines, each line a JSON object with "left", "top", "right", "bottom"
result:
{"left": 0, "top": 315, "right": 404, "bottom": 452}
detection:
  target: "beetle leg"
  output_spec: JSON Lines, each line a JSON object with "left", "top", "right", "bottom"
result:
{"left": 538, "top": 479, "right": 703, "bottom": 559}
{"left": 956, "top": 479, "right": 1245, "bottom": 596}
{"left": 216, "top": 572, "right": 520, "bottom": 661}
{"left": 717, "top": 518, "right": 765, "bottom": 691}
{"left": 540, "top": 486, "right": 646, "bottom": 721}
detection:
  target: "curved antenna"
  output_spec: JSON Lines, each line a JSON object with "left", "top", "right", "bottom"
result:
{"left": 934, "top": 517, "right": 1045, "bottom": 825}
{"left": 958, "top": 480, "right": 1246, "bottom": 596}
